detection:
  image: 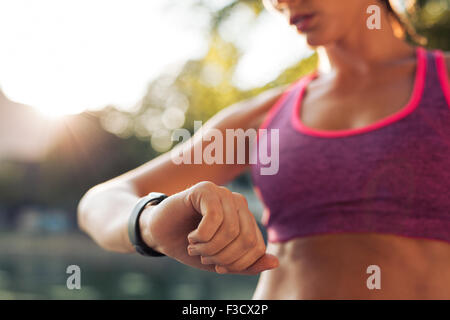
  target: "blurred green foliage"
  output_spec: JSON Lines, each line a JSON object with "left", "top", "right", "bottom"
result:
{"left": 415, "top": 0, "right": 450, "bottom": 49}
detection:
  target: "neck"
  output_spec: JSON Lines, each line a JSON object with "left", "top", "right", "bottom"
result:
{"left": 318, "top": 8, "right": 416, "bottom": 77}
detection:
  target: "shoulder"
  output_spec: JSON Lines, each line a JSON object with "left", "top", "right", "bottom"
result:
{"left": 211, "top": 83, "right": 292, "bottom": 131}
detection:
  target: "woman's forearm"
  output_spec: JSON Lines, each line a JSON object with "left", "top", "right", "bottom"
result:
{"left": 77, "top": 183, "right": 140, "bottom": 253}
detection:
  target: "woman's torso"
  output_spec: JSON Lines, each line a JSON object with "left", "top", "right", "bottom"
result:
{"left": 253, "top": 234, "right": 450, "bottom": 299}
{"left": 249, "top": 47, "right": 450, "bottom": 299}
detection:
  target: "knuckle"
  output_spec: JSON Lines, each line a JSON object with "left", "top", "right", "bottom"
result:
{"left": 256, "top": 243, "right": 265, "bottom": 256}
{"left": 218, "top": 188, "right": 235, "bottom": 204}
{"left": 195, "top": 228, "right": 210, "bottom": 242}
{"left": 196, "top": 180, "right": 216, "bottom": 191}
{"left": 218, "top": 186, "right": 232, "bottom": 195}
{"left": 232, "top": 192, "right": 248, "bottom": 206}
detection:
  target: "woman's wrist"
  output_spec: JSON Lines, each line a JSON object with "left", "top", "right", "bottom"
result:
{"left": 138, "top": 204, "right": 162, "bottom": 253}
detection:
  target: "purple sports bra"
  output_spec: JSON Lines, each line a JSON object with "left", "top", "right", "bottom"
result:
{"left": 250, "top": 47, "right": 450, "bottom": 244}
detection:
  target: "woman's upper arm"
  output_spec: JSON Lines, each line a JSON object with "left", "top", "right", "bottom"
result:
{"left": 101, "top": 84, "right": 290, "bottom": 197}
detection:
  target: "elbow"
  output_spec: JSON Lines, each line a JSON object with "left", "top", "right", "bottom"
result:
{"left": 76, "top": 182, "right": 135, "bottom": 234}
{"left": 76, "top": 194, "right": 87, "bottom": 233}
{"left": 77, "top": 185, "right": 100, "bottom": 233}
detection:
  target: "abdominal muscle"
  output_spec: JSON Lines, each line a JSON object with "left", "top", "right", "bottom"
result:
{"left": 252, "top": 233, "right": 450, "bottom": 299}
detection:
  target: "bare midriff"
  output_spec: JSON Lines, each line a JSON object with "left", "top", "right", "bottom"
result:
{"left": 252, "top": 233, "right": 450, "bottom": 299}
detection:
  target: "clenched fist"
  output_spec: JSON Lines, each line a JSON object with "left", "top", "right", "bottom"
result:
{"left": 139, "top": 181, "right": 279, "bottom": 275}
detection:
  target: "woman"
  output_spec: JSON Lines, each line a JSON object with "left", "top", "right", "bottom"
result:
{"left": 78, "top": 0, "right": 450, "bottom": 299}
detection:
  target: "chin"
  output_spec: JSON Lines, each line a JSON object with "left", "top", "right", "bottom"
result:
{"left": 303, "top": 31, "right": 336, "bottom": 48}
{"left": 292, "top": 23, "right": 337, "bottom": 48}
{"left": 304, "top": 35, "right": 327, "bottom": 47}
{"left": 305, "top": 36, "right": 322, "bottom": 47}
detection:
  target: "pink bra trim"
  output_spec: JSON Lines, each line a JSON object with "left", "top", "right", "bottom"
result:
{"left": 256, "top": 75, "right": 308, "bottom": 142}
{"left": 290, "top": 47, "right": 427, "bottom": 138}
{"left": 258, "top": 79, "right": 304, "bottom": 131}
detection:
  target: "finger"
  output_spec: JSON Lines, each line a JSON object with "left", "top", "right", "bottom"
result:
{"left": 196, "top": 203, "right": 256, "bottom": 265}
{"left": 221, "top": 219, "right": 279, "bottom": 275}
{"left": 219, "top": 253, "right": 279, "bottom": 275}
{"left": 187, "top": 188, "right": 240, "bottom": 256}
{"left": 215, "top": 217, "right": 275, "bottom": 274}
{"left": 214, "top": 218, "right": 265, "bottom": 272}
{"left": 187, "top": 187, "right": 224, "bottom": 244}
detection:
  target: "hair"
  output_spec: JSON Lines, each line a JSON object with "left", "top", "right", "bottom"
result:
{"left": 380, "top": 0, "right": 427, "bottom": 45}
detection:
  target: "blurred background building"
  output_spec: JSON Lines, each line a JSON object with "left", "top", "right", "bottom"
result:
{"left": 0, "top": 0, "right": 448, "bottom": 299}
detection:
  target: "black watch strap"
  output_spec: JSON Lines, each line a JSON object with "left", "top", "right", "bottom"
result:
{"left": 128, "top": 192, "right": 168, "bottom": 257}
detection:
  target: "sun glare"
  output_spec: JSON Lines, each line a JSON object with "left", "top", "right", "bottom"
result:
{"left": 0, "top": 0, "right": 209, "bottom": 117}
{"left": 0, "top": 0, "right": 312, "bottom": 116}
{"left": 33, "top": 104, "right": 81, "bottom": 119}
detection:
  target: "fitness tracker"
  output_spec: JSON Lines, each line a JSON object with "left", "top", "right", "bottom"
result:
{"left": 128, "top": 192, "right": 168, "bottom": 257}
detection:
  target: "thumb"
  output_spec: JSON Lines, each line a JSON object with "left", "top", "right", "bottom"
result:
{"left": 238, "top": 253, "right": 279, "bottom": 275}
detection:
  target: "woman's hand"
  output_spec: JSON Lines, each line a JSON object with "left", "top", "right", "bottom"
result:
{"left": 140, "top": 181, "right": 279, "bottom": 275}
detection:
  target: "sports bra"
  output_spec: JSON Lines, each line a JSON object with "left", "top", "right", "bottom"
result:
{"left": 250, "top": 47, "right": 450, "bottom": 244}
